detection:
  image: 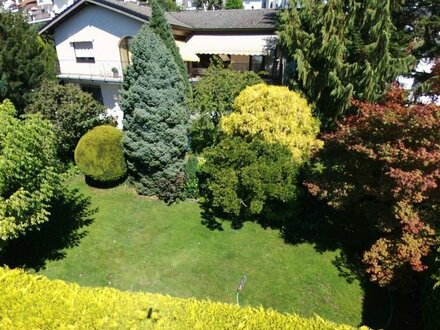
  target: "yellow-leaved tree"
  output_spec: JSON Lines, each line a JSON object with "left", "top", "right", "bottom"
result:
{"left": 221, "top": 83, "right": 323, "bottom": 163}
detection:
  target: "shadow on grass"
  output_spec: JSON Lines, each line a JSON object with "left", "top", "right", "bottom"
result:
{"left": 280, "top": 189, "right": 423, "bottom": 329}
{"left": 0, "top": 188, "right": 96, "bottom": 271}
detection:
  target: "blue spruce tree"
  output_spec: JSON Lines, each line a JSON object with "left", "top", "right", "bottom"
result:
{"left": 120, "top": 26, "right": 189, "bottom": 201}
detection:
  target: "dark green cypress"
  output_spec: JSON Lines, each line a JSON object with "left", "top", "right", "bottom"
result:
{"left": 120, "top": 25, "right": 189, "bottom": 199}
{"left": 278, "top": 0, "right": 414, "bottom": 128}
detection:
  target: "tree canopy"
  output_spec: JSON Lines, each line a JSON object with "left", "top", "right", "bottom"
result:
{"left": 0, "top": 100, "right": 63, "bottom": 242}
{"left": 278, "top": 0, "right": 414, "bottom": 127}
{"left": 305, "top": 85, "right": 440, "bottom": 286}
{"left": 25, "top": 81, "right": 108, "bottom": 160}
{"left": 0, "top": 12, "right": 56, "bottom": 113}
{"left": 191, "top": 61, "right": 262, "bottom": 152}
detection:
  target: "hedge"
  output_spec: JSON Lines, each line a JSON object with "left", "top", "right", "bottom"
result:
{"left": 0, "top": 268, "right": 367, "bottom": 329}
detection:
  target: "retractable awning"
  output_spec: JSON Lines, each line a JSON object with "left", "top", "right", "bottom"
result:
{"left": 184, "top": 34, "right": 277, "bottom": 56}
{"left": 175, "top": 41, "right": 200, "bottom": 62}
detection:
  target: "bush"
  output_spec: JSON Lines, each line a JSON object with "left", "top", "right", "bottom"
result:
{"left": 199, "top": 137, "right": 299, "bottom": 225}
{"left": 222, "top": 83, "right": 322, "bottom": 164}
{"left": 25, "top": 80, "right": 108, "bottom": 161}
{"left": 183, "top": 155, "right": 200, "bottom": 199}
{"left": 0, "top": 267, "right": 362, "bottom": 330}
{"left": 74, "top": 125, "right": 127, "bottom": 185}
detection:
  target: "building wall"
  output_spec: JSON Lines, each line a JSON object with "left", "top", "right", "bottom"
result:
{"left": 101, "top": 83, "right": 124, "bottom": 128}
{"left": 54, "top": 5, "right": 142, "bottom": 79}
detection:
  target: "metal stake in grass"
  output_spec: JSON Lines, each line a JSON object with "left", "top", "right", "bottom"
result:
{"left": 236, "top": 274, "right": 247, "bottom": 306}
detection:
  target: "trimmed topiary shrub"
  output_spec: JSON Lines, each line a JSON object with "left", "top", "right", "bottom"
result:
{"left": 75, "top": 125, "right": 127, "bottom": 185}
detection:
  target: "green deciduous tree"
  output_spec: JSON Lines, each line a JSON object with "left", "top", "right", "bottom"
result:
{"left": 0, "top": 12, "right": 56, "bottom": 112}
{"left": 191, "top": 61, "right": 262, "bottom": 152}
{"left": 120, "top": 26, "right": 189, "bottom": 201}
{"left": 0, "top": 100, "right": 63, "bottom": 242}
{"left": 225, "top": 0, "right": 243, "bottom": 9}
{"left": 304, "top": 85, "right": 440, "bottom": 286}
{"left": 25, "top": 81, "right": 108, "bottom": 161}
{"left": 149, "top": 0, "right": 192, "bottom": 103}
{"left": 193, "top": 0, "right": 223, "bottom": 9}
{"left": 278, "top": 0, "right": 414, "bottom": 127}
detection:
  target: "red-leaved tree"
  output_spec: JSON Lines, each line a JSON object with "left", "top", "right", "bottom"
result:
{"left": 305, "top": 85, "right": 440, "bottom": 286}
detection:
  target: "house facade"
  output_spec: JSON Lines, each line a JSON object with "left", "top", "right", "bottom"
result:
{"left": 40, "top": 0, "right": 282, "bottom": 127}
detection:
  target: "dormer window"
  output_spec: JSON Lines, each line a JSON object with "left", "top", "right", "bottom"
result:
{"left": 73, "top": 41, "right": 95, "bottom": 63}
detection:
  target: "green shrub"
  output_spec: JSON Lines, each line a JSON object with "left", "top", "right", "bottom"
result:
{"left": 199, "top": 137, "right": 299, "bottom": 225}
{"left": 74, "top": 125, "right": 127, "bottom": 184}
{"left": 183, "top": 155, "right": 200, "bottom": 199}
{"left": 0, "top": 267, "right": 365, "bottom": 329}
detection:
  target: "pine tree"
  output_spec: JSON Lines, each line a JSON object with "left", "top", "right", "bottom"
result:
{"left": 149, "top": 0, "right": 192, "bottom": 104}
{"left": 120, "top": 26, "right": 190, "bottom": 201}
{"left": 278, "top": 0, "right": 414, "bottom": 128}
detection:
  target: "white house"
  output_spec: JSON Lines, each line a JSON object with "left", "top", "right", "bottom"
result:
{"left": 39, "top": 0, "right": 281, "bottom": 127}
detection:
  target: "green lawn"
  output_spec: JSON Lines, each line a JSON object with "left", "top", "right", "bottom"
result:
{"left": 39, "top": 176, "right": 363, "bottom": 325}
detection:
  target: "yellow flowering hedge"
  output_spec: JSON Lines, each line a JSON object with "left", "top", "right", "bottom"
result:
{"left": 221, "top": 83, "right": 323, "bottom": 163}
{"left": 0, "top": 268, "right": 367, "bottom": 330}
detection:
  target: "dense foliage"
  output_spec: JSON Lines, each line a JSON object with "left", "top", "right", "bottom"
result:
{"left": 74, "top": 125, "right": 127, "bottom": 184}
{"left": 25, "top": 81, "right": 108, "bottom": 160}
{"left": 191, "top": 62, "right": 262, "bottom": 151}
{"left": 120, "top": 26, "right": 189, "bottom": 201}
{"left": 0, "top": 12, "right": 56, "bottom": 112}
{"left": 222, "top": 83, "right": 323, "bottom": 164}
{"left": 304, "top": 86, "right": 440, "bottom": 286}
{"left": 0, "top": 100, "right": 62, "bottom": 242}
{"left": 278, "top": 0, "right": 414, "bottom": 127}
{"left": 199, "top": 137, "right": 298, "bottom": 224}
{"left": 225, "top": 0, "right": 243, "bottom": 9}
{"left": 193, "top": 0, "right": 223, "bottom": 9}
{"left": 0, "top": 267, "right": 360, "bottom": 330}
{"left": 149, "top": 0, "right": 192, "bottom": 103}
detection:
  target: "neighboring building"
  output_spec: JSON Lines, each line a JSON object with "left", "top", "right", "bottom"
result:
{"left": 39, "top": 0, "right": 282, "bottom": 127}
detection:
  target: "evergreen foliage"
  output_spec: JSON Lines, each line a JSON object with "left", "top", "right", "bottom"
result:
{"left": 25, "top": 81, "right": 108, "bottom": 160}
{"left": 0, "top": 12, "right": 56, "bottom": 113}
{"left": 222, "top": 83, "right": 323, "bottom": 164}
{"left": 120, "top": 26, "right": 189, "bottom": 201}
{"left": 0, "top": 100, "right": 62, "bottom": 242}
{"left": 278, "top": 0, "right": 414, "bottom": 127}
{"left": 199, "top": 137, "right": 299, "bottom": 224}
{"left": 304, "top": 85, "right": 440, "bottom": 286}
{"left": 149, "top": 0, "right": 192, "bottom": 103}
{"left": 74, "top": 126, "right": 127, "bottom": 184}
{"left": 191, "top": 61, "right": 262, "bottom": 151}
{"left": 0, "top": 267, "right": 361, "bottom": 330}
{"left": 225, "top": 0, "right": 243, "bottom": 9}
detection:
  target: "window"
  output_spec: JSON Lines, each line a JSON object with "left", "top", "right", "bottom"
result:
{"left": 73, "top": 41, "right": 95, "bottom": 63}
{"left": 119, "top": 37, "right": 133, "bottom": 70}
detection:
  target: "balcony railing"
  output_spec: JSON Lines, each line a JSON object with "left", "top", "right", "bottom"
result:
{"left": 56, "top": 59, "right": 128, "bottom": 82}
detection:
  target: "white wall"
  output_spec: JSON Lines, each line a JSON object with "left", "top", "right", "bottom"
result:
{"left": 243, "top": 0, "right": 262, "bottom": 9}
{"left": 54, "top": 5, "right": 142, "bottom": 79}
{"left": 101, "top": 83, "right": 124, "bottom": 128}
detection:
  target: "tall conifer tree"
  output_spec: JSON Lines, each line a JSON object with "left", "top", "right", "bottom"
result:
{"left": 120, "top": 26, "right": 189, "bottom": 200}
{"left": 149, "top": 0, "right": 192, "bottom": 103}
{"left": 279, "top": 0, "right": 414, "bottom": 127}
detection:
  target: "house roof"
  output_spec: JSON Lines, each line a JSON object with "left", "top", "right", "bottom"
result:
{"left": 39, "top": 0, "right": 278, "bottom": 34}
{"left": 169, "top": 9, "right": 278, "bottom": 31}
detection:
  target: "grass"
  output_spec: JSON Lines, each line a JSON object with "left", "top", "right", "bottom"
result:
{"left": 38, "top": 176, "right": 363, "bottom": 326}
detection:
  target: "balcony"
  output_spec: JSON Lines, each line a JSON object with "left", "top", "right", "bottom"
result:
{"left": 56, "top": 59, "right": 126, "bottom": 84}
